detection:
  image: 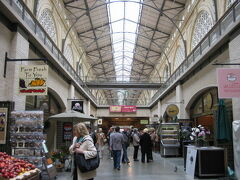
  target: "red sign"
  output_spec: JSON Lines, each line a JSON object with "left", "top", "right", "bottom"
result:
{"left": 217, "top": 68, "right": 240, "bottom": 98}
{"left": 109, "top": 106, "right": 137, "bottom": 113}
{"left": 121, "top": 106, "right": 137, "bottom": 112}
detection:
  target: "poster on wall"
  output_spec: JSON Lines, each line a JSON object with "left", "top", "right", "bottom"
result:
{"left": 109, "top": 105, "right": 137, "bottom": 113}
{"left": 217, "top": 68, "right": 240, "bottom": 98}
{"left": 121, "top": 106, "right": 137, "bottom": 113}
{"left": 19, "top": 65, "right": 48, "bottom": 95}
{"left": 0, "top": 108, "right": 8, "bottom": 144}
{"left": 109, "top": 106, "right": 122, "bottom": 113}
{"left": 63, "top": 122, "right": 73, "bottom": 142}
{"left": 71, "top": 101, "right": 84, "bottom": 113}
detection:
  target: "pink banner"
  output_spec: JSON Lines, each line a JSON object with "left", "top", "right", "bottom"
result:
{"left": 217, "top": 68, "right": 240, "bottom": 98}
{"left": 121, "top": 106, "right": 137, "bottom": 113}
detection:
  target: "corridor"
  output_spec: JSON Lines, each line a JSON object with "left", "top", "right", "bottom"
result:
{"left": 55, "top": 147, "right": 219, "bottom": 180}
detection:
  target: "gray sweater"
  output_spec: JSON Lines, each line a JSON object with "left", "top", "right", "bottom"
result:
{"left": 110, "top": 132, "right": 124, "bottom": 150}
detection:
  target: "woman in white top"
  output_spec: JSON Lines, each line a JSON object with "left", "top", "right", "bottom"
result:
{"left": 69, "top": 123, "right": 97, "bottom": 180}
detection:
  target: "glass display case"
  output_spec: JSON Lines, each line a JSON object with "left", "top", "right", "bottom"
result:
{"left": 160, "top": 123, "right": 180, "bottom": 157}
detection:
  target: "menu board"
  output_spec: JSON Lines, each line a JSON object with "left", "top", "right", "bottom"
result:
{"left": 63, "top": 122, "right": 73, "bottom": 141}
{"left": 0, "top": 108, "right": 8, "bottom": 144}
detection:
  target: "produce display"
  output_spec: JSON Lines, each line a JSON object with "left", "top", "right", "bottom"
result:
{"left": 0, "top": 152, "right": 39, "bottom": 180}
{"left": 10, "top": 111, "right": 44, "bottom": 168}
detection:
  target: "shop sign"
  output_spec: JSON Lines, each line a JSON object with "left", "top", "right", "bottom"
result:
{"left": 166, "top": 104, "right": 179, "bottom": 117}
{"left": 121, "top": 106, "right": 137, "bottom": 113}
{"left": 63, "top": 122, "right": 73, "bottom": 141}
{"left": 217, "top": 68, "right": 240, "bottom": 98}
{"left": 109, "top": 105, "right": 122, "bottom": 112}
{"left": 0, "top": 108, "right": 8, "bottom": 144}
{"left": 109, "top": 105, "right": 137, "bottom": 113}
{"left": 140, "top": 120, "right": 149, "bottom": 125}
{"left": 19, "top": 65, "right": 48, "bottom": 95}
{"left": 71, "top": 101, "right": 84, "bottom": 113}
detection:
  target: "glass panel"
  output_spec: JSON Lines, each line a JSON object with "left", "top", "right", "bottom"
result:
{"left": 221, "top": 12, "right": 233, "bottom": 33}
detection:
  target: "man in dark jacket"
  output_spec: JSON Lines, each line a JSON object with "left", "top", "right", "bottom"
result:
{"left": 139, "top": 128, "right": 152, "bottom": 163}
{"left": 122, "top": 128, "right": 130, "bottom": 163}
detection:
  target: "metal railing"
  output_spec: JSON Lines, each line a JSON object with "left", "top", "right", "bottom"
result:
{"left": 4, "top": 0, "right": 97, "bottom": 103}
{"left": 149, "top": 0, "right": 240, "bottom": 106}
{"left": 83, "top": 75, "right": 164, "bottom": 83}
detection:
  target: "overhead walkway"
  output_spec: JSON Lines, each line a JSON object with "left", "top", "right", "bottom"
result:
{"left": 85, "top": 81, "right": 163, "bottom": 89}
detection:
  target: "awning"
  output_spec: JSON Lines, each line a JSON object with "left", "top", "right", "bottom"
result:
{"left": 48, "top": 110, "right": 97, "bottom": 122}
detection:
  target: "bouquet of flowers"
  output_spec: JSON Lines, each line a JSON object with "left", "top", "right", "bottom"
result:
{"left": 190, "top": 125, "right": 210, "bottom": 146}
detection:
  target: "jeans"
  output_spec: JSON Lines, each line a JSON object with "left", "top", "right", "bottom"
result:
{"left": 122, "top": 144, "right": 129, "bottom": 163}
{"left": 112, "top": 150, "right": 121, "bottom": 169}
{"left": 133, "top": 145, "right": 139, "bottom": 160}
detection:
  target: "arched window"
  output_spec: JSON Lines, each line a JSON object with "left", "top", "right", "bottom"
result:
{"left": 226, "top": 0, "right": 236, "bottom": 9}
{"left": 64, "top": 44, "right": 74, "bottom": 66}
{"left": 38, "top": 9, "right": 57, "bottom": 43}
{"left": 163, "top": 65, "right": 169, "bottom": 81}
{"left": 174, "top": 45, "right": 185, "bottom": 70}
{"left": 191, "top": 11, "right": 213, "bottom": 49}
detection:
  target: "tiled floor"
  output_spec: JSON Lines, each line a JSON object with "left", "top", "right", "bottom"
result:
{"left": 50, "top": 147, "right": 231, "bottom": 180}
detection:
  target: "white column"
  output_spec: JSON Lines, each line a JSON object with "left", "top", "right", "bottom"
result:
{"left": 6, "top": 31, "right": 29, "bottom": 110}
{"left": 87, "top": 100, "right": 91, "bottom": 116}
{"left": 157, "top": 101, "right": 161, "bottom": 117}
{"left": 176, "top": 83, "right": 187, "bottom": 119}
{"left": 68, "top": 83, "right": 75, "bottom": 110}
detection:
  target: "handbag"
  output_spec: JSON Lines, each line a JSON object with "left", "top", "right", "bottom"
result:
{"left": 74, "top": 140, "right": 100, "bottom": 173}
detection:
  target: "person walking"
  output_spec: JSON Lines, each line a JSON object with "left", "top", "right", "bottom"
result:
{"left": 132, "top": 128, "right": 140, "bottom": 161}
{"left": 69, "top": 123, "right": 97, "bottom": 180}
{"left": 122, "top": 128, "right": 130, "bottom": 164}
{"left": 140, "top": 128, "right": 152, "bottom": 163}
{"left": 96, "top": 128, "right": 106, "bottom": 159}
{"left": 107, "top": 127, "right": 114, "bottom": 159}
{"left": 110, "top": 126, "right": 124, "bottom": 170}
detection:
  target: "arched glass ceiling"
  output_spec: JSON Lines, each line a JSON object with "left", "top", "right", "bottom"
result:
{"left": 107, "top": 0, "right": 142, "bottom": 82}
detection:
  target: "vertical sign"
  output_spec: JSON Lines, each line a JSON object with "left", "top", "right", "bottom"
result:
{"left": 0, "top": 108, "right": 8, "bottom": 144}
{"left": 63, "top": 122, "right": 73, "bottom": 142}
{"left": 19, "top": 65, "right": 48, "bottom": 95}
{"left": 186, "top": 146, "right": 197, "bottom": 177}
{"left": 217, "top": 68, "right": 240, "bottom": 98}
{"left": 71, "top": 101, "right": 84, "bottom": 113}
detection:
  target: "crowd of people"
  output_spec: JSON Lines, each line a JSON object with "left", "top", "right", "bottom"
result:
{"left": 69, "top": 123, "right": 159, "bottom": 180}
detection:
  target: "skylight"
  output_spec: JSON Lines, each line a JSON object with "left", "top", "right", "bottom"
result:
{"left": 107, "top": 0, "right": 142, "bottom": 105}
{"left": 107, "top": 0, "right": 142, "bottom": 82}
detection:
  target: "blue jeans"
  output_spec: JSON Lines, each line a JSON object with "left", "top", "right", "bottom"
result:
{"left": 122, "top": 144, "right": 129, "bottom": 163}
{"left": 112, "top": 150, "right": 121, "bottom": 169}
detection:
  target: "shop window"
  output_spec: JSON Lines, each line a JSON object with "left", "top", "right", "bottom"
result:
{"left": 38, "top": 9, "right": 57, "bottom": 43}
{"left": 191, "top": 11, "right": 213, "bottom": 49}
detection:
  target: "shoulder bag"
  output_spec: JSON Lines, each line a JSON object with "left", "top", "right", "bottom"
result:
{"left": 74, "top": 140, "right": 100, "bottom": 173}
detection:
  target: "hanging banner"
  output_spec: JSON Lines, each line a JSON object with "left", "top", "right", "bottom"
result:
{"left": 217, "top": 68, "right": 240, "bottom": 98}
{"left": 121, "top": 105, "right": 137, "bottom": 113}
{"left": 109, "top": 105, "right": 122, "bottom": 113}
{"left": 71, "top": 101, "right": 84, "bottom": 113}
{"left": 0, "top": 108, "right": 8, "bottom": 144}
{"left": 109, "top": 105, "right": 137, "bottom": 113}
{"left": 19, "top": 65, "right": 48, "bottom": 95}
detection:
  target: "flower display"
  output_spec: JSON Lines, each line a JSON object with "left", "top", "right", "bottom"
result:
{"left": 190, "top": 125, "right": 210, "bottom": 146}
